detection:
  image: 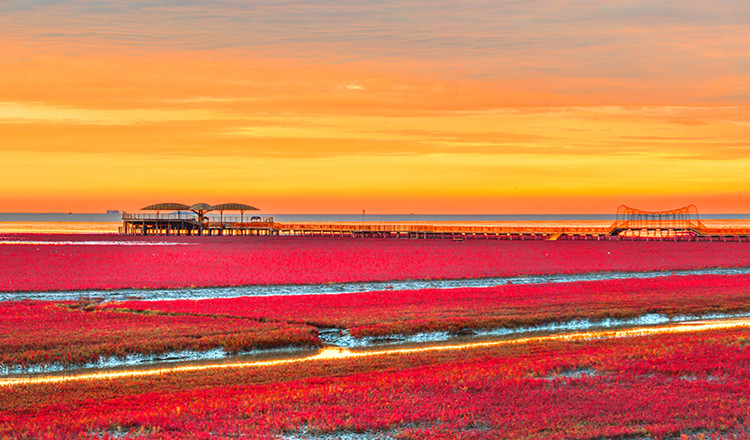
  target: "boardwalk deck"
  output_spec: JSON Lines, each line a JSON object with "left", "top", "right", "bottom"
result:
{"left": 121, "top": 214, "right": 750, "bottom": 241}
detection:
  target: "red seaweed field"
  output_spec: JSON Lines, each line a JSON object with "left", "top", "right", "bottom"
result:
{"left": 0, "top": 300, "right": 319, "bottom": 368}
{"left": 1, "top": 273, "right": 748, "bottom": 369}
{"left": 108, "top": 273, "right": 750, "bottom": 339}
{"left": 3, "top": 233, "right": 750, "bottom": 291}
{"left": 1, "top": 326, "right": 748, "bottom": 439}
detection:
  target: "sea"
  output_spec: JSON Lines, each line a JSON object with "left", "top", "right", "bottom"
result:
{"left": 2, "top": 212, "right": 750, "bottom": 234}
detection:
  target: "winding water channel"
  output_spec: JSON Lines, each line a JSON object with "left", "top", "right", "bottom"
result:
{"left": 4, "top": 267, "right": 749, "bottom": 384}
{"left": 4, "top": 266, "right": 750, "bottom": 302}
{"left": 2, "top": 316, "right": 748, "bottom": 387}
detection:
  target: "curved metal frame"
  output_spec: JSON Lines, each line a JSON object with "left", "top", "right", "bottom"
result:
{"left": 614, "top": 204, "right": 702, "bottom": 232}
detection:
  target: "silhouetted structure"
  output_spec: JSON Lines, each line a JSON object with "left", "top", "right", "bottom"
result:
{"left": 122, "top": 202, "right": 270, "bottom": 236}
{"left": 610, "top": 204, "right": 705, "bottom": 237}
{"left": 121, "top": 202, "right": 750, "bottom": 241}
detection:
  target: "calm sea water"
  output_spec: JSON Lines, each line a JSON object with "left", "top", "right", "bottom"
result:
{"left": 3, "top": 212, "right": 750, "bottom": 223}
{"left": 0, "top": 213, "right": 123, "bottom": 222}
{"left": 2, "top": 212, "right": 750, "bottom": 234}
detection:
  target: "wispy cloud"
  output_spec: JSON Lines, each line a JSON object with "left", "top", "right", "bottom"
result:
{"left": 0, "top": 101, "right": 228, "bottom": 125}
{"left": 4, "top": 1, "right": 748, "bottom": 106}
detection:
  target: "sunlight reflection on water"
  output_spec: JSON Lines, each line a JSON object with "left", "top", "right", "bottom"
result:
{"left": 2, "top": 316, "right": 748, "bottom": 388}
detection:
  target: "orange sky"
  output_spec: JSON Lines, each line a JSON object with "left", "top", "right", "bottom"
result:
{"left": 1, "top": 1, "right": 750, "bottom": 214}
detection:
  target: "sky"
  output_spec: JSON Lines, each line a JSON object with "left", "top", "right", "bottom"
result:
{"left": 1, "top": 0, "right": 750, "bottom": 214}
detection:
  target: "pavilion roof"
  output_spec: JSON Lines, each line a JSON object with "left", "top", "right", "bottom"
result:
{"left": 141, "top": 202, "right": 191, "bottom": 211}
{"left": 189, "top": 203, "right": 214, "bottom": 212}
{"left": 212, "top": 203, "right": 259, "bottom": 211}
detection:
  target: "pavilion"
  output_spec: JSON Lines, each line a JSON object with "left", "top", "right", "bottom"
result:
{"left": 122, "top": 202, "right": 272, "bottom": 235}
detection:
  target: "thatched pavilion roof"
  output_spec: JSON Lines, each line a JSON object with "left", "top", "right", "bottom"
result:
{"left": 141, "top": 202, "right": 191, "bottom": 211}
{"left": 189, "top": 203, "right": 214, "bottom": 213}
{"left": 212, "top": 203, "right": 259, "bottom": 212}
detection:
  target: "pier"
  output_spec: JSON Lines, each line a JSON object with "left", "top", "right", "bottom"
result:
{"left": 121, "top": 203, "right": 750, "bottom": 241}
{"left": 121, "top": 213, "right": 278, "bottom": 236}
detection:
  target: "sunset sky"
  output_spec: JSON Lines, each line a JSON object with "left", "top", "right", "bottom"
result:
{"left": 2, "top": 1, "right": 749, "bottom": 214}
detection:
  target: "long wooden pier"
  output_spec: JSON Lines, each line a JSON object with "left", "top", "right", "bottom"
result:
{"left": 121, "top": 213, "right": 750, "bottom": 241}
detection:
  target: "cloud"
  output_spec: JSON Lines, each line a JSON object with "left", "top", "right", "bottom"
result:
{"left": 5, "top": 1, "right": 750, "bottom": 74}
{"left": 0, "top": 101, "right": 228, "bottom": 125}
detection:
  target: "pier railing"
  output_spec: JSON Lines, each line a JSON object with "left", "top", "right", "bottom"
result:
{"left": 699, "top": 226, "right": 750, "bottom": 235}
{"left": 123, "top": 213, "right": 274, "bottom": 223}
{"left": 210, "top": 215, "right": 275, "bottom": 224}
{"left": 275, "top": 223, "right": 613, "bottom": 235}
{"left": 123, "top": 213, "right": 194, "bottom": 220}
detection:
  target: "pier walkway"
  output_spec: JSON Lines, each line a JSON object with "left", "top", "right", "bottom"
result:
{"left": 121, "top": 213, "right": 750, "bottom": 241}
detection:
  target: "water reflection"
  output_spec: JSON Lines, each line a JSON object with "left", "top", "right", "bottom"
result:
{"left": 5, "top": 266, "right": 750, "bottom": 302}
{"left": 3, "top": 316, "right": 748, "bottom": 388}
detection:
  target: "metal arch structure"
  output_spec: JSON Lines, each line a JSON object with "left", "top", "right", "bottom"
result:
{"left": 610, "top": 204, "right": 705, "bottom": 236}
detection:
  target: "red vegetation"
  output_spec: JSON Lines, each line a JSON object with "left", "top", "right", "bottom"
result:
{"left": 0, "top": 301, "right": 319, "bottom": 368}
{"left": 1, "top": 327, "right": 748, "bottom": 439}
{"left": 110, "top": 274, "right": 750, "bottom": 339}
{"left": 3, "top": 233, "right": 750, "bottom": 291}
{"left": 5, "top": 273, "right": 749, "bottom": 369}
